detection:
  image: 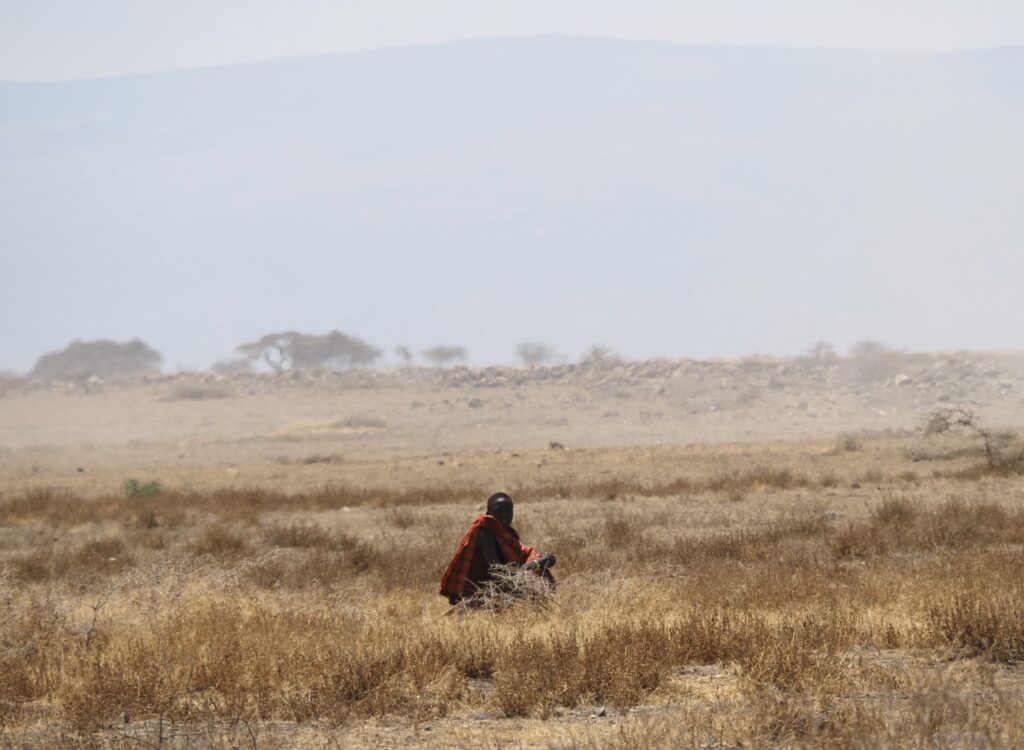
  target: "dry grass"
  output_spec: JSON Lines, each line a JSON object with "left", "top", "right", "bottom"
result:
{"left": 2, "top": 444, "right": 1024, "bottom": 748}
{"left": 0, "top": 466, "right": 823, "bottom": 536}
{"left": 162, "top": 383, "right": 233, "bottom": 401}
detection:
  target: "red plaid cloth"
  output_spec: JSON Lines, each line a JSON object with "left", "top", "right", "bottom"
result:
{"left": 439, "top": 514, "right": 541, "bottom": 600}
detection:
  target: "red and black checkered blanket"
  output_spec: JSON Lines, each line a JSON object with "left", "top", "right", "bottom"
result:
{"left": 439, "top": 514, "right": 541, "bottom": 600}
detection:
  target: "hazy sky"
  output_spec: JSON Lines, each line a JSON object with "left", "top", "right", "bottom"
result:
{"left": 2, "top": 7, "right": 1022, "bottom": 372}
{"left": 3, "top": 0, "right": 1024, "bottom": 81}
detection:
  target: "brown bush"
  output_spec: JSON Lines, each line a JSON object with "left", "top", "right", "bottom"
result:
{"left": 190, "top": 523, "right": 247, "bottom": 557}
{"left": 928, "top": 584, "right": 1024, "bottom": 662}
{"left": 263, "top": 521, "right": 332, "bottom": 548}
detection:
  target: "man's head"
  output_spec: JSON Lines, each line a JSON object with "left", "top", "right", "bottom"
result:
{"left": 486, "top": 492, "right": 514, "bottom": 526}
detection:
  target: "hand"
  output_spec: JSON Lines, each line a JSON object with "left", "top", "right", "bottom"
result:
{"left": 534, "top": 552, "right": 556, "bottom": 570}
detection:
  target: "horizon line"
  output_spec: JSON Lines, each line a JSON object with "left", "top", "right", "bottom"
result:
{"left": 3, "top": 33, "right": 1022, "bottom": 85}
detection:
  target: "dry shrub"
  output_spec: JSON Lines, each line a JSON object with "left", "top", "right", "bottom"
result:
{"left": 669, "top": 514, "right": 830, "bottom": 566}
{"left": 665, "top": 608, "right": 851, "bottom": 691}
{"left": 299, "top": 452, "right": 342, "bottom": 465}
{"left": 190, "top": 523, "right": 247, "bottom": 557}
{"left": 0, "top": 488, "right": 104, "bottom": 527}
{"left": 749, "top": 690, "right": 829, "bottom": 744}
{"left": 832, "top": 496, "right": 1024, "bottom": 559}
{"left": 11, "top": 536, "right": 134, "bottom": 584}
{"left": 525, "top": 466, "right": 814, "bottom": 504}
{"left": 263, "top": 521, "right": 331, "bottom": 548}
{"left": 578, "top": 622, "right": 668, "bottom": 708}
{"left": 493, "top": 632, "right": 578, "bottom": 718}
{"left": 952, "top": 453, "right": 1024, "bottom": 480}
{"left": 849, "top": 346, "right": 905, "bottom": 384}
{"left": 924, "top": 407, "right": 1024, "bottom": 477}
{"left": 603, "top": 514, "right": 644, "bottom": 550}
{"left": 582, "top": 681, "right": 1024, "bottom": 750}
{"left": 385, "top": 506, "right": 418, "bottom": 529}
{"left": 495, "top": 620, "right": 669, "bottom": 717}
{"left": 858, "top": 468, "right": 885, "bottom": 484}
{"left": 10, "top": 545, "right": 75, "bottom": 583}
{"left": 736, "top": 616, "right": 847, "bottom": 690}
{"left": 673, "top": 465, "right": 811, "bottom": 496}
{"left": 928, "top": 586, "right": 1024, "bottom": 662}
{"left": 74, "top": 536, "right": 134, "bottom": 572}
{"left": 163, "top": 383, "right": 232, "bottom": 401}
{"left": 0, "top": 583, "right": 69, "bottom": 706}
{"left": 333, "top": 415, "right": 387, "bottom": 429}
{"left": 832, "top": 433, "right": 863, "bottom": 453}
{"left": 872, "top": 494, "right": 918, "bottom": 525}
{"left": 241, "top": 530, "right": 410, "bottom": 590}
{"left": 460, "top": 567, "right": 555, "bottom": 614}
{"left": 819, "top": 472, "right": 841, "bottom": 488}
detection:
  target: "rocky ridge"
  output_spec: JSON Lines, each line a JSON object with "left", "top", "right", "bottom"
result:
{"left": 2, "top": 352, "right": 1020, "bottom": 424}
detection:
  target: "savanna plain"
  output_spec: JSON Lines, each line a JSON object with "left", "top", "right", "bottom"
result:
{"left": 2, "top": 351, "right": 1024, "bottom": 749}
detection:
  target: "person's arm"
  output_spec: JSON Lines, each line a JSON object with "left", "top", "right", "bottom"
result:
{"left": 477, "top": 527, "right": 504, "bottom": 568}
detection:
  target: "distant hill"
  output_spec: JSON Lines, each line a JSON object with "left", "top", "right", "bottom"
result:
{"left": 2, "top": 37, "right": 1022, "bottom": 370}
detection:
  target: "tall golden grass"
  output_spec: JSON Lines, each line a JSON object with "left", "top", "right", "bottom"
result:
{"left": 2, "top": 461, "right": 1024, "bottom": 747}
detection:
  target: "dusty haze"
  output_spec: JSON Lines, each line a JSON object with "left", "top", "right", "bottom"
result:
{"left": 2, "top": 349, "right": 1022, "bottom": 496}
{"left": 7, "top": 12, "right": 1024, "bottom": 747}
{"left": 2, "top": 37, "right": 1023, "bottom": 373}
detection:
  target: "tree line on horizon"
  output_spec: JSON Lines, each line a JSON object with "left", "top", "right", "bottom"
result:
{"left": 20, "top": 331, "right": 569, "bottom": 381}
{"left": 19, "top": 332, "right": 898, "bottom": 382}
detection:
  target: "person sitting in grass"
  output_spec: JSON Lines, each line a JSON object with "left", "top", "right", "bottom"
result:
{"left": 439, "top": 492, "right": 556, "bottom": 606}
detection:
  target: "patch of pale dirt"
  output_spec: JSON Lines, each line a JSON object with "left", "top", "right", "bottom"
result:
{"left": 2, "top": 353, "right": 1022, "bottom": 497}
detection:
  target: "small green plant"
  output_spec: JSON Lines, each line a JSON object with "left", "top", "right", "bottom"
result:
{"left": 123, "top": 478, "right": 163, "bottom": 498}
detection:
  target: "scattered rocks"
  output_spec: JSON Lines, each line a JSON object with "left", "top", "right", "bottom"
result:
{"left": 3, "top": 354, "right": 1022, "bottom": 430}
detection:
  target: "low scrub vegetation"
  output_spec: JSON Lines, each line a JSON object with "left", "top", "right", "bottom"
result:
{"left": 3, "top": 461, "right": 1024, "bottom": 746}
{"left": 924, "top": 407, "right": 1024, "bottom": 476}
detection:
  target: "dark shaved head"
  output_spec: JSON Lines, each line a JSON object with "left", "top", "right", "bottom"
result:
{"left": 486, "top": 492, "right": 514, "bottom": 526}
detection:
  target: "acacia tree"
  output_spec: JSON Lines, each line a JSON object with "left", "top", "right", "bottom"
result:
{"left": 421, "top": 345, "right": 467, "bottom": 367}
{"left": 805, "top": 341, "right": 837, "bottom": 361}
{"left": 236, "top": 330, "right": 381, "bottom": 371}
{"left": 924, "top": 407, "right": 1023, "bottom": 473}
{"left": 236, "top": 332, "right": 293, "bottom": 371}
{"left": 31, "top": 339, "right": 163, "bottom": 380}
{"left": 515, "top": 342, "right": 559, "bottom": 366}
{"left": 210, "top": 358, "right": 253, "bottom": 376}
{"left": 579, "top": 344, "right": 622, "bottom": 366}
{"left": 393, "top": 345, "right": 413, "bottom": 366}
{"left": 849, "top": 339, "right": 890, "bottom": 358}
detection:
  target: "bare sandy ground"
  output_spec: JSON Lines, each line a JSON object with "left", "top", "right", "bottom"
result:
{"left": 2, "top": 352, "right": 1022, "bottom": 497}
